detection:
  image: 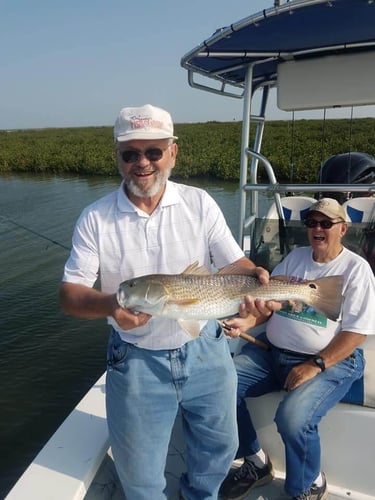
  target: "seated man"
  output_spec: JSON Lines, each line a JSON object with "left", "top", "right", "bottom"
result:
{"left": 220, "top": 198, "right": 375, "bottom": 500}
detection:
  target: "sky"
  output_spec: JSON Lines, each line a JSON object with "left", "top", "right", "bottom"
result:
{"left": 1, "top": 0, "right": 374, "bottom": 131}
{"left": 1, "top": 0, "right": 267, "bottom": 130}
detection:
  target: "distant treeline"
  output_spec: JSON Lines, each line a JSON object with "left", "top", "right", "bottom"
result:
{"left": 1, "top": 118, "right": 374, "bottom": 182}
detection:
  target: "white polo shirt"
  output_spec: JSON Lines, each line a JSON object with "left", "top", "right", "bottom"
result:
{"left": 63, "top": 180, "right": 244, "bottom": 349}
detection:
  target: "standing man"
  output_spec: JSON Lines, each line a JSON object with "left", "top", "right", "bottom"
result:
{"left": 220, "top": 198, "right": 375, "bottom": 500}
{"left": 59, "top": 104, "right": 269, "bottom": 500}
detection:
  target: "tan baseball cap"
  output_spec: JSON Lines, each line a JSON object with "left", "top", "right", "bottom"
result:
{"left": 307, "top": 198, "right": 346, "bottom": 221}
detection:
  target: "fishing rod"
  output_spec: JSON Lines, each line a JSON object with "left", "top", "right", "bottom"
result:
{"left": 0, "top": 215, "right": 71, "bottom": 251}
{"left": 220, "top": 321, "right": 269, "bottom": 350}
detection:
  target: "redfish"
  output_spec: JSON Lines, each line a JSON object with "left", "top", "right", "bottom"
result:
{"left": 116, "top": 262, "right": 343, "bottom": 337}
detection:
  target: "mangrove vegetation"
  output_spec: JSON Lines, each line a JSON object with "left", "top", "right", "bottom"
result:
{"left": 1, "top": 118, "right": 374, "bottom": 182}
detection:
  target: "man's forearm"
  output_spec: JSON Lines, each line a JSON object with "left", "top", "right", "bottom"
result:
{"left": 59, "top": 282, "right": 117, "bottom": 319}
{"left": 317, "top": 331, "right": 366, "bottom": 369}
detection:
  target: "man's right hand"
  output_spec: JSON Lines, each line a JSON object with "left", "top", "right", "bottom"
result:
{"left": 112, "top": 297, "right": 151, "bottom": 330}
{"left": 223, "top": 295, "right": 282, "bottom": 336}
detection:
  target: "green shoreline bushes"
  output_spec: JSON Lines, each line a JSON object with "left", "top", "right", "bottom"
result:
{"left": 1, "top": 118, "right": 374, "bottom": 182}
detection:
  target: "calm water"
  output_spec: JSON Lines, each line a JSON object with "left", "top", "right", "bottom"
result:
{"left": 0, "top": 173, "right": 246, "bottom": 497}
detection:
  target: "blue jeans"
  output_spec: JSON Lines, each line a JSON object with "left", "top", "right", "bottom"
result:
{"left": 234, "top": 333, "right": 365, "bottom": 496}
{"left": 105, "top": 322, "right": 238, "bottom": 500}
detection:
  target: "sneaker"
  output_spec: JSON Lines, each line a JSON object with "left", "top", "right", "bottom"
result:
{"left": 219, "top": 456, "right": 274, "bottom": 500}
{"left": 293, "top": 472, "right": 328, "bottom": 500}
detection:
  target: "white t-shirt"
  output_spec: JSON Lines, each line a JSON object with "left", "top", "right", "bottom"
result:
{"left": 63, "top": 180, "right": 244, "bottom": 349}
{"left": 266, "top": 246, "right": 375, "bottom": 354}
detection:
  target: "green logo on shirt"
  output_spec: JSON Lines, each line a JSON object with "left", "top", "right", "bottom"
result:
{"left": 276, "top": 304, "right": 328, "bottom": 327}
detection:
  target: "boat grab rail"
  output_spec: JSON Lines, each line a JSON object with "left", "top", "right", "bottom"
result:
{"left": 243, "top": 149, "right": 285, "bottom": 230}
{"left": 244, "top": 148, "right": 375, "bottom": 195}
{"left": 243, "top": 183, "right": 375, "bottom": 194}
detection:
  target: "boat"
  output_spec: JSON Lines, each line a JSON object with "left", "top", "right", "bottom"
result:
{"left": 6, "top": 1, "right": 375, "bottom": 498}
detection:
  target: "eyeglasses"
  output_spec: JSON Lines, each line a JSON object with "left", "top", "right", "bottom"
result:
{"left": 303, "top": 218, "right": 343, "bottom": 229}
{"left": 120, "top": 146, "right": 170, "bottom": 164}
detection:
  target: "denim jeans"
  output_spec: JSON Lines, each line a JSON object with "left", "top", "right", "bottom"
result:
{"left": 105, "top": 321, "right": 238, "bottom": 500}
{"left": 234, "top": 333, "right": 365, "bottom": 497}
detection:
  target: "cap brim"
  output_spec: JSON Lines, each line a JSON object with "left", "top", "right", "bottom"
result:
{"left": 116, "top": 131, "right": 178, "bottom": 142}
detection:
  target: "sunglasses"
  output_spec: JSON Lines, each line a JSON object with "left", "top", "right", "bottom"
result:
{"left": 120, "top": 146, "right": 170, "bottom": 164}
{"left": 303, "top": 218, "right": 343, "bottom": 229}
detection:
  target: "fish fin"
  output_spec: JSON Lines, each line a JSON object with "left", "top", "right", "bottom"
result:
{"left": 270, "top": 275, "right": 294, "bottom": 283}
{"left": 306, "top": 275, "right": 344, "bottom": 321}
{"left": 181, "top": 262, "right": 211, "bottom": 275}
{"left": 177, "top": 319, "right": 201, "bottom": 338}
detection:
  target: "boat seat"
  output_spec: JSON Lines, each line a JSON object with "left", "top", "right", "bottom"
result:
{"left": 265, "top": 196, "right": 316, "bottom": 224}
{"left": 341, "top": 198, "right": 375, "bottom": 270}
{"left": 247, "top": 388, "right": 375, "bottom": 497}
{"left": 5, "top": 373, "right": 109, "bottom": 500}
{"left": 342, "top": 197, "right": 375, "bottom": 223}
{"left": 262, "top": 196, "right": 315, "bottom": 244}
{"left": 279, "top": 196, "right": 317, "bottom": 221}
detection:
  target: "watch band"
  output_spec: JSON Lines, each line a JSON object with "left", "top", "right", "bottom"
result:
{"left": 313, "top": 355, "right": 326, "bottom": 372}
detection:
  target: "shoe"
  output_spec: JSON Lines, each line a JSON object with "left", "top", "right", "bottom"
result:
{"left": 293, "top": 472, "right": 328, "bottom": 500}
{"left": 219, "top": 456, "right": 274, "bottom": 500}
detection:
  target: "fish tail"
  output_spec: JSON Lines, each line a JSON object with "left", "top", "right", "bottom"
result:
{"left": 307, "top": 275, "right": 344, "bottom": 321}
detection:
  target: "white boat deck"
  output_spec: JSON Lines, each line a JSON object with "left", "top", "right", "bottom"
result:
{"left": 85, "top": 395, "right": 375, "bottom": 500}
{"left": 86, "top": 452, "right": 290, "bottom": 499}
{"left": 88, "top": 456, "right": 347, "bottom": 500}
{"left": 85, "top": 422, "right": 351, "bottom": 500}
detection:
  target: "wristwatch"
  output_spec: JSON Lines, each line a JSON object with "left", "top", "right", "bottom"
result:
{"left": 312, "top": 355, "right": 326, "bottom": 372}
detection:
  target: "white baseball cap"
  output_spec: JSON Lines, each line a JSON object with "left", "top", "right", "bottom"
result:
{"left": 114, "top": 104, "right": 178, "bottom": 142}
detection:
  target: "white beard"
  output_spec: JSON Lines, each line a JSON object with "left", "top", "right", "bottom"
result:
{"left": 125, "top": 168, "right": 172, "bottom": 198}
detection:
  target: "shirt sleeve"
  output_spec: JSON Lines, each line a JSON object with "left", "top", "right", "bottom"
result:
{"left": 341, "top": 259, "right": 375, "bottom": 336}
{"left": 62, "top": 208, "right": 100, "bottom": 287}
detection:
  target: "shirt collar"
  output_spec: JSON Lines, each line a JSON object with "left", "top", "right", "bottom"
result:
{"left": 160, "top": 180, "right": 180, "bottom": 207}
